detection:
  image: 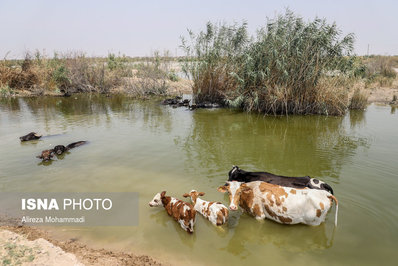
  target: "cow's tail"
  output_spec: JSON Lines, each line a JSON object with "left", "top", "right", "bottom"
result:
{"left": 328, "top": 195, "right": 338, "bottom": 227}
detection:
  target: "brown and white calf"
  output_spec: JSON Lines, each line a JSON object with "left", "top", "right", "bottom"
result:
{"left": 218, "top": 181, "right": 338, "bottom": 226}
{"left": 183, "top": 190, "right": 228, "bottom": 226}
{"left": 149, "top": 191, "right": 196, "bottom": 233}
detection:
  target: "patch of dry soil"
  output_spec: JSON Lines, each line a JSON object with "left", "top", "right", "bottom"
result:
{"left": 0, "top": 225, "right": 162, "bottom": 266}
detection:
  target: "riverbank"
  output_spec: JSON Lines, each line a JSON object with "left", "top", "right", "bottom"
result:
{"left": 2, "top": 54, "right": 398, "bottom": 110}
{"left": 0, "top": 77, "right": 193, "bottom": 98}
{"left": 0, "top": 225, "right": 162, "bottom": 266}
{"left": 2, "top": 81, "right": 397, "bottom": 106}
{"left": 0, "top": 214, "right": 161, "bottom": 265}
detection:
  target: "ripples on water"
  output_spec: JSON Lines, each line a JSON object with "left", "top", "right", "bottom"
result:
{"left": 0, "top": 96, "right": 397, "bottom": 265}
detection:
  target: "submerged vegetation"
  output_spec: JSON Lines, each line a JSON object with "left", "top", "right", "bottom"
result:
{"left": 181, "top": 10, "right": 396, "bottom": 115}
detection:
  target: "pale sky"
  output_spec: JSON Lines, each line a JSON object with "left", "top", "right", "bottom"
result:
{"left": 1, "top": 0, "right": 397, "bottom": 58}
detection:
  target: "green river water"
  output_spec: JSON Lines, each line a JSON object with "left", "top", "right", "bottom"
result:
{"left": 0, "top": 95, "right": 397, "bottom": 265}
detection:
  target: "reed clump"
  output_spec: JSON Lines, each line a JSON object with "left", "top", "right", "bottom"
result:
{"left": 181, "top": 10, "right": 357, "bottom": 115}
{"left": 349, "top": 89, "right": 368, "bottom": 109}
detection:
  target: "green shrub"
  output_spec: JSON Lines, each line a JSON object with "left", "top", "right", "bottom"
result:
{"left": 52, "top": 65, "right": 70, "bottom": 89}
{"left": 168, "top": 71, "right": 179, "bottom": 82}
{"left": 0, "top": 84, "right": 14, "bottom": 97}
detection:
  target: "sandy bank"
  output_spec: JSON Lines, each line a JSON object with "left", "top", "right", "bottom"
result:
{"left": 0, "top": 225, "right": 162, "bottom": 266}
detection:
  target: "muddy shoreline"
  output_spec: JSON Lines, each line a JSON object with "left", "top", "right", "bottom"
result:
{"left": 2, "top": 82, "right": 398, "bottom": 106}
{"left": 0, "top": 215, "right": 161, "bottom": 265}
{"left": 0, "top": 225, "right": 162, "bottom": 265}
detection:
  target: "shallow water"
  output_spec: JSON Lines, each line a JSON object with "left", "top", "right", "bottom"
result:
{"left": 0, "top": 95, "right": 397, "bottom": 265}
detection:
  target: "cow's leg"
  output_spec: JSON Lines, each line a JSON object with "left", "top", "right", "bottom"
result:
{"left": 255, "top": 204, "right": 266, "bottom": 221}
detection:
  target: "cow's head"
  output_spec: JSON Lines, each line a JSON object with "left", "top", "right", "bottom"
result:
{"left": 149, "top": 191, "right": 166, "bottom": 207}
{"left": 183, "top": 190, "right": 205, "bottom": 204}
{"left": 218, "top": 181, "right": 250, "bottom": 211}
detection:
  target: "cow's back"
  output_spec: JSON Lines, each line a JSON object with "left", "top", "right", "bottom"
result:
{"left": 248, "top": 173, "right": 310, "bottom": 188}
{"left": 167, "top": 198, "right": 196, "bottom": 233}
{"left": 264, "top": 185, "right": 333, "bottom": 225}
{"left": 244, "top": 182, "right": 333, "bottom": 225}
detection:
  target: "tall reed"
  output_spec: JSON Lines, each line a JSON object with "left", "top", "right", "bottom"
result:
{"left": 181, "top": 10, "right": 356, "bottom": 115}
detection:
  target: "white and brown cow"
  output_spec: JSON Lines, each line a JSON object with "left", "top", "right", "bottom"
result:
{"left": 218, "top": 181, "right": 338, "bottom": 226}
{"left": 149, "top": 191, "right": 196, "bottom": 233}
{"left": 183, "top": 190, "right": 229, "bottom": 226}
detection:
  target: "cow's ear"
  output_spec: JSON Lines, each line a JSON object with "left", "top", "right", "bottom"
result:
{"left": 182, "top": 193, "right": 189, "bottom": 198}
{"left": 160, "top": 191, "right": 166, "bottom": 197}
{"left": 199, "top": 192, "right": 205, "bottom": 196}
{"left": 217, "top": 186, "right": 227, "bottom": 193}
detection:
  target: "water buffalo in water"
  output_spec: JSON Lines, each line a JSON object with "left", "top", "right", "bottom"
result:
{"left": 227, "top": 165, "right": 334, "bottom": 195}
{"left": 37, "top": 141, "right": 87, "bottom": 161}
{"left": 20, "top": 132, "right": 42, "bottom": 141}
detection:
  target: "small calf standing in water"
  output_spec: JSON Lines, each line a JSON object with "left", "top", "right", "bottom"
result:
{"left": 183, "top": 190, "right": 228, "bottom": 226}
{"left": 149, "top": 191, "right": 196, "bottom": 233}
{"left": 20, "top": 132, "right": 42, "bottom": 141}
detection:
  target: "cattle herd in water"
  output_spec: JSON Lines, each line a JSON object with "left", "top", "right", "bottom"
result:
{"left": 20, "top": 132, "right": 338, "bottom": 234}
{"left": 19, "top": 132, "right": 87, "bottom": 162}
{"left": 150, "top": 165, "right": 338, "bottom": 233}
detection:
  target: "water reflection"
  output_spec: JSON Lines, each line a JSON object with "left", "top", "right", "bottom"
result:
{"left": 183, "top": 109, "right": 370, "bottom": 182}
{"left": 349, "top": 109, "right": 366, "bottom": 129}
{"left": 1, "top": 95, "right": 177, "bottom": 135}
{"left": 0, "top": 97, "right": 21, "bottom": 111}
{"left": 224, "top": 220, "right": 335, "bottom": 257}
{"left": 148, "top": 210, "right": 197, "bottom": 249}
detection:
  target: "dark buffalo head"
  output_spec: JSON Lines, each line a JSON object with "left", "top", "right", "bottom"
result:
{"left": 20, "top": 132, "right": 42, "bottom": 141}
{"left": 53, "top": 145, "right": 67, "bottom": 155}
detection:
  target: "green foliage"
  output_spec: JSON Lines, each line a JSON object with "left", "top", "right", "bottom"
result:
{"left": 168, "top": 71, "right": 179, "bottom": 82}
{"left": 0, "top": 84, "right": 14, "bottom": 97}
{"left": 181, "top": 10, "right": 356, "bottom": 115}
{"left": 52, "top": 65, "right": 70, "bottom": 89}
{"left": 107, "top": 53, "right": 128, "bottom": 71}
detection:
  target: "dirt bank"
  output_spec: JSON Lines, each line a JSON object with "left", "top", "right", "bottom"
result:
{"left": 2, "top": 77, "right": 193, "bottom": 98}
{"left": 0, "top": 225, "right": 162, "bottom": 266}
{"left": 3, "top": 77, "right": 398, "bottom": 106}
{"left": 0, "top": 229, "right": 83, "bottom": 265}
{"left": 365, "top": 68, "right": 398, "bottom": 104}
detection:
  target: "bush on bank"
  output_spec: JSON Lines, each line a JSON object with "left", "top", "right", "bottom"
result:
{"left": 0, "top": 51, "right": 175, "bottom": 96}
